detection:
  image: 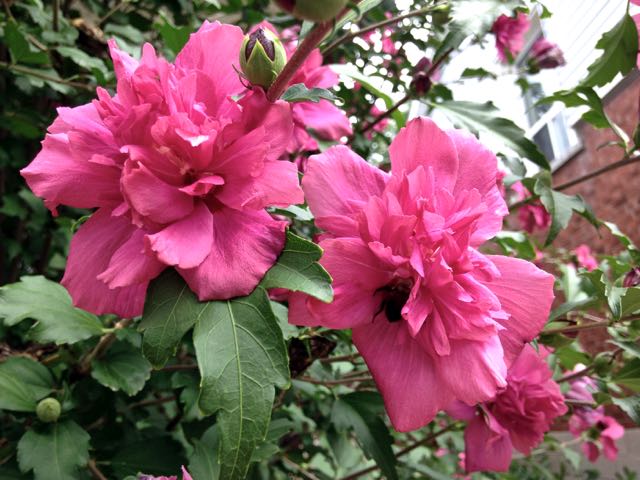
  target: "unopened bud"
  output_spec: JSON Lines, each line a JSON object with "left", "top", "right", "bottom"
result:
{"left": 528, "top": 38, "right": 565, "bottom": 74}
{"left": 36, "top": 398, "right": 61, "bottom": 423}
{"left": 411, "top": 57, "right": 433, "bottom": 96}
{"left": 240, "top": 28, "right": 287, "bottom": 89}
{"left": 274, "top": 0, "right": 348, "bottom": 22}
{"left": 623, "top": 267, "right": 640, "bottom": 288}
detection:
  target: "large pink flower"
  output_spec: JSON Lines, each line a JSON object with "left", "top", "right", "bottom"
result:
{"left": 568, "top": 373, "right": 625, "bottom": 462}
{"left": 492, "top": 13, "right": 530, "bottom": 63}
{"left": 259, "top": 23, "right": 352, "bottom": 154}
{"left": 21, "top": 21, "right": 303, "bottom": 317}
{"left": 451, "top": 345, "right": 567, "bottom": 472}
{"left": 289, "top": 118, "right": 555, "bottom": 431}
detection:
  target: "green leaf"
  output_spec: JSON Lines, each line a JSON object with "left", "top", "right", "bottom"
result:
{"left": 621, "top": 287, "right": 640, "bottom": 317}
{"left": 193, "top": 286, "right": 289, "bottom": 480}
{"left": 0, "top": 276, "right": 104, "bottom": 344}
{"left": 582, "top": 14, "right": 638, "bottom": 88}
{"left": 432, "top": 100, "right": 549, "bottom": 169}
{"left": 188, "top": 425, "right": 221, "bottom": 480}
{"left": 330, "top": 64, "right": 406, "bottom": 128}
{"left": 613, "top": 396, "right": 640, "bottom": 425}
{"left": 261, "top": 231, "right": 333, "bottom": 303}
{"left": 610, "top": 340, "right": 640, "bottom": 359}
{"left": 157, "top": 17, "right": 193, "bottom": 55}
{"left": 492, "top": 231, "right": 536, "bottom": 260}
{"left": 332, "top": 392, "right": 397, "bottom": 480}
{"left": 91, "top": 340, "right": 152, "bottom": 396}
{"left": 281, "top": 83, "right": 341, "bottom": 104}
{"left": 5, "top": 22, "right": 49, "bottom": 65}
{"left": 56, "top": 46, "right": 107, "bottom": 75}
{"left": 139, "top": 270, "right": 206, "bottom": 368}
{"left": 613, "top": 358, "right": 640, "bottom": 392}
{"left": 17, "top": 421, "right": 90, "bottom": 480}
{"left": 111, "top": 436, "right": 187, "bottom": 478}
{"left": 323, "top": 0, "right": 383, "bottom": 41}
{"left": 0, "top": 357, "right": 54, "bottom": 412}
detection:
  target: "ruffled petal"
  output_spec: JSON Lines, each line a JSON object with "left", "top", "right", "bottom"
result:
{"left": 292, "top": 100, "right": 352, "bottom": 141}
{"left": 302, "top": 146, "right": 389, "bottom": 236}
{"left": 178, "top": 208, "right": 286, "bottom": 300}
{"left": 145, "top": 201, "right": 214, "bottom": 269}
{"left": 62, "top": 209, "right": 150, "bottom": 317}
{"left": 464, "top": 413, "right": 513, "bottom": 473}
{"left": 353, "top": 321, "right": 454, "bottom": 431}
{"left": 484, "top": 255, "right": 555, "bottom": 366}
{"left": 389, "top": 117, "right": 459, "bottom": 189}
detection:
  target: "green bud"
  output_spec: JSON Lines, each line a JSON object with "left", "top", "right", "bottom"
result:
{"left": 593, "top": 353, "right": 611, "bottom": 377}
{"left": 240, "top": 28, "right": 287, "bottom": 89}
{"left": 36, "top": 398, "right": 61, "bottom": 423}
{"left": 274, "top": 0, "right": 348, "bottom": 23}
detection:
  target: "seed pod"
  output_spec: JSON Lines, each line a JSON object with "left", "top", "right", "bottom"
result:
{"left": 36, "top": 398, "right": 61, "bottom": 423}
{"left": 273, "top": 0, "right": 348, "bottom": 22}
{"left": 240, "top": 28, "right": 287, "bottom": 89}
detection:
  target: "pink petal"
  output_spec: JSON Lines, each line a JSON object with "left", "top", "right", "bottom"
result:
{"left": 448, "top": 129, "right": 508, "bottom": 245}
{"left": 464, "top": 414, "right": 513, "bottom": 473}
{"left": 389, "top": 117, "right": 459, "bottom": 189}
{"left": 145, "top": 202, "right": 213, "bottom": 269}
{"left": 292, "top": 100, "right": 352, "bottom": 141}
{"left": 484, "top": 255, "right": 555, "bottom": 366}
{"left": 62, "top": 209, "right": 149, "bottom": 317}
{"left": 121, "top": 162, "right": 194, "bottom": 225}
{"left": 176, "top": 21, "right": 244, "bottom": 98}
{"left": 179, "top": 175, "right": 224, "bottom": 196}
{"left": 352, "top": 320, "right": 454, "bottom": 431}
{"left": 97, "top": 228, "right": 165, "bottom": 288}
{"left": 302, "top": 146, "right": 389, "bottom": 236}
{"left": 178, "top": 208, "right": 287, "bottom": 301}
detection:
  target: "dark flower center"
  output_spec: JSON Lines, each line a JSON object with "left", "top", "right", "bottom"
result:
{"left": 375, "top": 280, "right": 413, "bottom": 323}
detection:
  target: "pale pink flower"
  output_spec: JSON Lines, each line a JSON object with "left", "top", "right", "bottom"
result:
{"left": 21, "top": 21, "right": 303, "bottom": 317}
{"left": 289, "top": 118, "right": 555, "bottom": 431}
{"left": 256, "top": 22, "right": 352, "bottom": 154}
{"left": 452, "top": 345, "right": 567, "bottom": 473}
{"left": 511, "top": 181, "right": 551, "bottom": 233}
{"left": 492, "top": 13, "right": 530, "bottom": 63}
{"left": 568, "top": 373, "right": 625, "bottom": 462}
{"left": 574, "top": 244, "right": 598, "bottom": 271}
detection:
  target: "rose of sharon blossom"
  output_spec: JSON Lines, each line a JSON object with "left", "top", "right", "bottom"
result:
{"left": 21, "top": 22, "right": 303, "bottom": 318}
{"left": 257, "top": 22, "right": 352, "bottom": 154}
{"left": 511, "top": 181, "right": 551, "bottom": 233}
{"left": 451, "top": 345, "right": 567, "bottom": 473}
{"left": 529, "top": 38, "right": 565, "bottom": 71}
{"left": 568, "top": 372, "right": 625, "bottom": 462}
{"left": 289, "top": 118, "right": 555, "bottom": 431}
{"left": 574, "top": 244, "right": 598, "bottom": 271}
{"left": 492, "top": 12, "right": 530, "bottom": 63}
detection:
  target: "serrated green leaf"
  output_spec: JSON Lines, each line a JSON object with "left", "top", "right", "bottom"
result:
{"left": 0, "top": 357, "right": 54, "bottom": 412}
{"left": 56, "top": 46, "right": 107, "bottom": 74}
{"left": 193, "top": 286, "right": 289, "bottom": 480}
{"left": 17, "top": 421, "right": 90, "bottom": 480}
{"left": 139, "top": 270, "right": 206, "bottom": 368}
{"left": 91, "top": 340, "right": 152, "bottom": 396}
{"left": 582, "top": 14, "right": 638, "bottom": 88}
{"left": 0, "top": 276, "right": 104, "bottom": 344}
{"left": 261, "top": 231, "right": 333, "bottom": 303}
{"left": 432, "top": 100, "right": 549, "bottom": 169}
{"left": 282, "top": 83, "right": 341, "bottom": 104}
{"left": 613, "top": 396, "right": 640, "bottom": 425}
{"left": 332, "top": 392, "right": 397, "bottom": 480}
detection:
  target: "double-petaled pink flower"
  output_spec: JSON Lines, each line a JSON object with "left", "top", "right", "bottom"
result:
{"left": 21, "top": 21, "right": 304, "bottom": 317}
{"left": 451, "top": 345, "right": 567, "bottom": 472}
{"left": 289, "top": 117, "right": 555, "bottom": 431}
{"left": 492, "top": 13, "right": 530, "bottom": 63}
{"left": 568, "top": 372, "right": 625, "bottom": 462}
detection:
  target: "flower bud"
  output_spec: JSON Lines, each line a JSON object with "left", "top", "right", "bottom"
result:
{"left": 274, "top": 0, "right": 348, "bottom": 22}
{"left": 240, "top": 28, "right": 287, "bottom": 89}
{"left": 411, "top": 57, "right": 433, "bottom": 96}
{"left": 527, "top": 38, "right": 565, "bottom": 74}
{"left": 623, "top": 267, "right": 640, "bottom": 288}
{"left": 36, "top": 397, "right": 61, "bottom": 423}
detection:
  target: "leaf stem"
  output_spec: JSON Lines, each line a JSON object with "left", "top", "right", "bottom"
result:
{"left": 282, "top": 456, "right": 322, "bottom": 480}
{"left": 542, "top": 321, "right": 610, "bottom": 335}
{"left": 78, "top": 318, "right": 133, "bottom": 374}
{"left": 87, "top": 459, "right": 108, "bottom": 480}
{"left": 557, "top": 365, "right": 595, "bottom": 384}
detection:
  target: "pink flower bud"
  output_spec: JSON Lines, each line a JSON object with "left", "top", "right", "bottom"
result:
{"left": 623, "top": 267, "right": 640, "bottom": 288}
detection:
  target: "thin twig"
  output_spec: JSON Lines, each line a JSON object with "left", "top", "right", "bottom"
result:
{"left": 557, "top": 365, "right": 595, "bottom": 384}
{"left": 78, "top": 318, "right": 133, "bottom": 374}
{"left": 161, "top": 364, "right": 198, "bottom": 372}
{"left": 0, "top": 61, "right": 94, "bottom": 90}
{"left": 282, "top": 456, "right": 322, "bottom": 480}
{"left": 555, "top": 154, "right": 640, "bottom": 191}
{"left": 52, "top": 0, "right": 60, "bottom": 32}
{"left": 564, "top": 399, "right": 597, "bottom": 408}
{"left": 542, "top": 321, "right": 610, "bottom": 335}
{"left": 129, "top": 395, "right": 177, "bottom": 409}
{"left": 87, "top": 459, "right": 108, "bottom": 480}
{"left": 98, "top": 0, "right": 128, "bottom": 26}
{"left": 319, "top": 353, "right": 362, "bottom": 363}
{"left": 298, "top": 375, "right": 373, "bottom": 386}
{"left": 322, "top": 6, "right": 434, "bottom": 56}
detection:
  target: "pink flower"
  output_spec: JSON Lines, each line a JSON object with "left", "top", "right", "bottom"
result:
{"left": 289, "top": 118, "right": 555, "bottom": 431}
{"left": 633, "top": 14, "right": 640, "bottom": 67}
{"left": 567, "top": 374, "right": 625, "bottom": 462}
{"left": 21, "top": 22, "right": 303, "bottom": 317}
{"left": 511, "top": 182, "right": 551, "bottom": 233}
{"left": 452, "top": 345, "right": 567, "bottom": 473}
{"left": 364, "top": 105, "right": 389, "bottom": 140}
{"left": 529, "top": 38, "right": 565, "bottom": 71}
{"left": 257, "top": 22, "right": 352, "bottom": 154}
{"left": 492, "top": 13, "right": 530, "bottom": 63}
{"left": 574, "top": 244, "right": 598, "bottom": 271}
